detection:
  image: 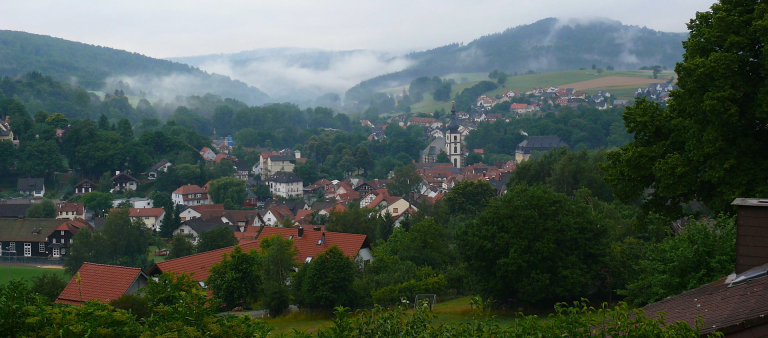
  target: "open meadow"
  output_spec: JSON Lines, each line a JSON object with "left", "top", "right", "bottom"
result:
{"left": 0, "top": 265, "right": 69, "bottom": 285}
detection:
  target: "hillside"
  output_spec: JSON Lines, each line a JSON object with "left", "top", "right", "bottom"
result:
{"left": 346, "top": 18, "right": 687, "bottom": 104}
{"left": 403, "top": 70, "right": 675, "bottom": 113}
{"left": 0, "top": 30, "right": 270, "bottom": 105}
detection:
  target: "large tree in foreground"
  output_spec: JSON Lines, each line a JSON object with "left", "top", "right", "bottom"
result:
{"left": 602, "top": 1, "right": 768, "bottom": 218}
{"left": 458, "top": 184, "right": 607, "bottom": 307}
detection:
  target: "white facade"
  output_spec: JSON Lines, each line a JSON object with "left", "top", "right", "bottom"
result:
{"left": 445, "top": 129, "right": 463, "bottom": 168}
{"left": 269, "top": 181, "right": 303, "bottom": 199}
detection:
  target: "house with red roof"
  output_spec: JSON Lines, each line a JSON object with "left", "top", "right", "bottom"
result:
{"left": 128, "top": 208, "right": 165, "bottom": 231}
{"left": 150, "top": 228, "right": 372, "bottom": 284}
{"left": 200, "top": 147, "right": 215, "bottom": 161}
{"left": 172, "top": 185, "right": 211, "bottom": 206}
{"left": 55, "top": 202, "right": 84, "bottom": 220}
{"left": 179, "top": 204, "right": 224, "bottom": 221}
{"left": 56, "top": 263, "right": 148, "bottom": 306}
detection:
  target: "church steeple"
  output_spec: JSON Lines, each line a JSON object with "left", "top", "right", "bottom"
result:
{"left": 447, "top": 102, "right": 459, "bottom": 132}
{"left": 445, "top": 101, "right": 463, "bottom": 168}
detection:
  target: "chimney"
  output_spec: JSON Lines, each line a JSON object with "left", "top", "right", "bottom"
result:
{"left": 297, "top": 226, "right": 304, "bottom": 238}
{"left": 732, "top": 198, "right": 768, "bottom": 273}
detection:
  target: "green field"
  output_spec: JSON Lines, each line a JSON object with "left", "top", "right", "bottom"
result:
{"left": 263, "top": 296, "right": 530, "bottom": 334}
{"left": 0, "top": 265, "right": 70, "bottom": 285}
{"left": 390, "top": 70, "right": 675, "bottom": 113}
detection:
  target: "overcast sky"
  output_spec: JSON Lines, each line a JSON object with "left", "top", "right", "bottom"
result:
{"left": 2, "top": 0, "right": 715, "bottom": 59}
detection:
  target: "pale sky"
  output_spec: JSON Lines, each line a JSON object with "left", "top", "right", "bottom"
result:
{"left": 1, "top": 0, "right": 715, "bottom": 59}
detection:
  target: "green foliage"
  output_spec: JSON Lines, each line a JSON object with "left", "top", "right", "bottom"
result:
{"left": 260, "top": 235, "right": 298, "bottom": 317}
{"left": 465, "top": 151, "right": 483, "bottom": 165}
{"left": 64, "top": 209, "right": 152, "bottom": 274}
{"left": 459, "top": 184, "right": 608, "bottom": 307}
{"left": 388, "top": 164, "right": 420, "bottom": 197}
{"left": 326, "top": 203, "right": 380, "bottom": 241}
{"left": 18, "top": 139, "right": 63, "bottom": 177}
{"left": 79, "top": 191, "right": 112, "bottom": 217}
{"left": 295, "top": 245, "right": 357, "bottom": 310}
{"left": 511, "top": 147, "right": 614, "bottom": 202}
{"left": 443, "top": 180, "right": 496, "bottom": 217}
{"left": 0, "top": 140, "right": 16, "bottom": 176}
{"left": 207, "top": 246, "right": 262, "bottom": 310}
{"left": 208, "top": 176, "right": 246, "bottom": 207}
{"left": 211, "top": 158, "right": 237, "bottom": 179}
{"left": 603, "top": 2, "right": 768, "bottom": 216}
{"left": 378, "top": 219, "right": 451, "bottom": 269}
{"left": 167, "top": 234, "right": 196, "bottom": 259}
{"left": 435, "top": 151, "right": 450, "bottom": 163}
{"left": 109, "top": 294, "right": 152, "bottom": 320}
{"left": 433, "top": 82, "right": 452, "bottom": 102}
{"left": 196, "top": 227, "right": 238, "bottom": 254}
{"left": 30, "top": 272, "right": 68, "bottom": 303}
{"left": 25, "top": 199, "right": 56, "bottom": 218}
{"left": 622, "top": 216, "right": 736, "bottom": 306}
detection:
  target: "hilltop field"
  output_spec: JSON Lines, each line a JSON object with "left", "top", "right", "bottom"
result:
{"left": 381, "top": 70, "right": 676, "bottom": 114}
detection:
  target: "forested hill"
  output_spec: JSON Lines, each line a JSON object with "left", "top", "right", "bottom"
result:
{"left": 0, "top": 30, "right": 270, "bottom": 105}
{"left": 346, "top": 18, "right": 687, "bottom": 103}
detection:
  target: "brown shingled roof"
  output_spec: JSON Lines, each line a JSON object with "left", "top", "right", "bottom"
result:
{"left": 641, "top": 265, "right": 768, "bottom": 335}
{"left": 56, "top": 263, "right": 147, "bottom": 305}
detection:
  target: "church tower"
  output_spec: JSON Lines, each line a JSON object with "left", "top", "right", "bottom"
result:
{"left": 445, "top": 102, "right": 463, "bottom": 168}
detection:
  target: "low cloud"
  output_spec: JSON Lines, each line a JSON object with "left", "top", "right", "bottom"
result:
{"left": 194, "top": 50, "right": 414, "bottom": 103}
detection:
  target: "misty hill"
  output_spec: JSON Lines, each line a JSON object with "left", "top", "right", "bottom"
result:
{"left": 345, "top": 18, "right": 687, "bottom": 103}
{"left": 167, "top": 48, "right": 410, "bottom": 105}
{"left": 0, "top": 30, "right": 270, "bottom": 105}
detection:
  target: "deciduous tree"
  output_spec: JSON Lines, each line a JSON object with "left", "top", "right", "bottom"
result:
{"left": 459, "top": 184, "right": 608, "bottom": 307}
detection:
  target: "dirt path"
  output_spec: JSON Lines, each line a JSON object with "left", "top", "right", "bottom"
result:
{"left": 560, "top": 76, "right": 669, "bottom": 91}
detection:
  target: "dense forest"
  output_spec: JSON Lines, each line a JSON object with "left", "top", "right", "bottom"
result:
{"left": 345, "top": 18, "right": 687, "bottom": 104}
{"left": 0, "top": 30, "right": 270, "bottom": 105}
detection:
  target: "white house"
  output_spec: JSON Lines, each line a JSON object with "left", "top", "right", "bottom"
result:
{"left": 172, "top": 185, "right": 211, "bottom": 206}
{"left": 128, "top": 208, "right": 165, "bottom": 231}
{"left": 18, "top": 178, "right": 45, "bottom": 197}
{"left": 112, "top": 197, "right": 153, "bottom": 209}
{"left": 266, "top": 171, "right": 303, "bottom": 199}
{"left": 380, "top": 198, "right": 417, "bottom": 220}
{"left": 199, "top": 147, "right": 215, "bottom": 161}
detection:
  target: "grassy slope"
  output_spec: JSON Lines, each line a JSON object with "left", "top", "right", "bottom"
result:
{"left": 0, "top": 265, "right": 69, "bottom": 285}
{"left": 401, "top": 70, "right": 675, "bottom": 112}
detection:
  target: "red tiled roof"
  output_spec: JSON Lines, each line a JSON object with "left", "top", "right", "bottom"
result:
{"left": 190, "top": 204, "right": 224, "bottom": 213}
{"left": 324, "top": 204, "right": 347, "bottom": 214}
{"left": 173, "top": 185, "right": 207, "bottom": 195}
{"left": 153, "top": 228, "right": 369, "bottom": 281}
{"left": 55, "top": 202, "right": 84, "bottom": 214}
{"left": 56, "top": 263, "right": 146, "bottom": 305}
{"left": 213, "top": 153, "right": 234, "bottom": 163}
{"left": 510, "top": 103, "right": 528, "bottom": 109}
{"left": 295, "top": 209, "right": 314, "bottom": 221}
{"left": 128, "top": 208, "right": 165, "bottom": 218}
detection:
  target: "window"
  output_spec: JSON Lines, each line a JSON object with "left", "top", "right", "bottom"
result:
{"left": 53, "top": 248, "right": 60, "bottom": 257}
{"left": 70, "top": 239, "right": 73, "bottom": 244}
{"left": 180, "top": 229, "right": 185, "bottom": 233}
{"left": 454, "top": 136, "right": 458, "bottom": 141}
{"left": 393, "top": 208, "right": 399, "bottom": 214}
{"left": 61, "top": 248, "right": 65, "bottom": 254}
{"left": 52, "top": 238, "right": 56, "bottom": 244}
{"left": 9, "top": 242, "right": 15, "bottom": 252}
{"left": 39, "top": 243, "right": 45, "bottom": 252}
{"left": 61, "top": 231, "right": 64, "bottom": 235}
{"left": 0, "top": 242, "right": 2, "bottom": 256}
{"left": 24, "top": 243, "right": 31, "bottom": 257}
{"left": 305, "top": 257, "right": 313, "bottom": 263}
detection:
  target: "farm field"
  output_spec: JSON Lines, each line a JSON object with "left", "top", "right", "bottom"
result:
{"left": 0, "top": 265, "right": 69, "bottom": 285}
